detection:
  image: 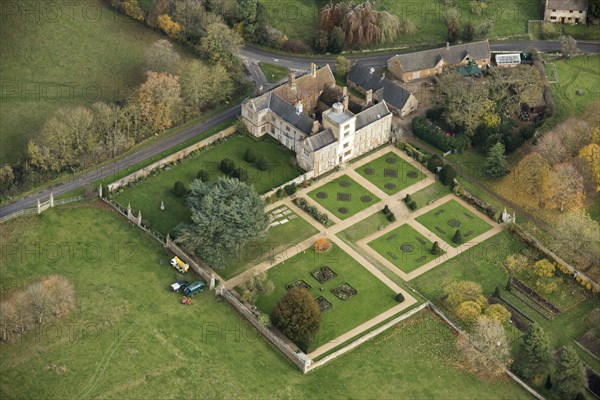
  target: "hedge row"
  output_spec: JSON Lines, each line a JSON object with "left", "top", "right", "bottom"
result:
{"left": 411, "top": 117, "right": 469, "bottom": 152}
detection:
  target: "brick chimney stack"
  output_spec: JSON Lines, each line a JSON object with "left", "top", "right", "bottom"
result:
{"left": 289, "top": 72, "right": 296, "bottom": 89}
{"left": 311, "top": 63, "right": 317, "bottom": 77}
{"left": 343, "top": 95, "right": 349, "bottom": 112}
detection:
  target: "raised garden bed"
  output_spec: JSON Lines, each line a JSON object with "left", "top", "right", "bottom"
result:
{"left": 331, "top": 282, "right": 358, "bottom": 300}
{"left": 337, "top": 193, "right": 351, "bottom": 202}
{"left": 316, "top": 192, "right": 328, "bottom": 199}
{"left": 338, "top": 207, "right": 349, "bottom": 214}
{"left": 384, "top": 183, "right": 397, "bottom": 190}
{"left": 286, "top": 279, "right": 311, "bottom": 291}
{"left": 364, "top": 168, "right": 375, "bottom": 175}
{"left": 386, "top": 157, "right": 397, "bottom": 164}
{"left": 384, "top": 169, "right": 398, "bottom": 178}
{"left": 586, "top": 368, "right": 600, "bottom": 399}
{"left": 311, "top": 266, "right": 338, "bottom": 284}
{"left": 406, "top": 171, "right": 419, "bottom": 179}
{"left": 511, "top": 278, "right": 560, "bottom": 315}
{"left": 339, "top": 180, "right": 351, "bottom": 187}
{"left": 315, "top": 295, "right": 333, "bottom": 312}
{"left": 400, "top": 243, "right": 414, "bottom": 253}
{"left": 447, "top": 219, "right": 461, "bottom": 228}
{"left": 575, "top": 329, "right": 600, "bottom": 359}
{"left": 360, "top": 195, "right": 372, "bottom": 203}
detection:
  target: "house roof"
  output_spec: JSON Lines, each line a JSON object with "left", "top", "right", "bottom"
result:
{"left": 273, "top": 64, "right": 336, "bottom": 105}
{"left": 355, "top": 102, "right": 391, "bottom": 131}
{"left": 269, "top": 94, "right": 314, "bottom": 134}
{"left": 347, "top": 64, "right": 386, "bottom": 92}
{"left": 348, "top": 64, "right": 414, "bottom": 110}
{"left": 304, "top": 128, "right": 337, "bottom": 151}
{"left": 546, "top": 0, "right": 588, "bottom": 10}
{"left": 317, "top": 85, "right": 364, "bottom": 114}
{"left": 373, "top": 80, "right": 413, "bottom": 110}
{"left": 388, "top": 40, "right": 491, "bottom": 72}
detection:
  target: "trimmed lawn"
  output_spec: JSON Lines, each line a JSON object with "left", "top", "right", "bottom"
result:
{"left": 357, "top": 151, "right": 426, "bottom": 195}
{"left": 410, "top": 181, "right": 450, "bottom": 209}
{"left": 219, "top": 206, "right": 319, "bottom": 280}
{"left": 543, "top": 56, "right": 600, "bottom": 130}
{"left": 0, "top": 205, "right": 531, "bottom": 399}
{"left": 0, "top": 0, "right": 193, "bottom": 163}
{"left": 259, "top": 62, "right": 289, "bottom": 83}
{"left": 368, "top": 224, "right": 445, "bottom": 273}
{"left": 253, "top": 244, "right": 398, "bottom": 350}
{"left": 308, "top": 175, "right": 379, "bottom": 220}
{"left": 415, "top": 199, "right": 493, "bottom": 247}
{"left": 113, "top": 134, "right": 303, "bottom": 234}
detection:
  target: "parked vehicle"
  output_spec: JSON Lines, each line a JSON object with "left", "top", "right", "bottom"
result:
{"left": 170, "top": 280, "right": 189, "bottom": 292}
{"left": 183, "top": 281, "right": 205, "bottom": 297}
{"left": 170, "top": 256, "right": 189, "bottom": 273}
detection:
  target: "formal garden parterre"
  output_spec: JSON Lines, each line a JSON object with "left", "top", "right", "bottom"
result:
{"left": 415, "top": 199, "right": 493, "bottom": 247}
{"left": 357, "top": 151, "right": 426, "bottom": 195}
{"left": 307, "top": 175, "right": 380, "bottom": 220}
{"left": 252, "top": 244, "right": 399, "bottom": 351}
{"left": 367, "top": 223, "right": 445, "bottom": 273}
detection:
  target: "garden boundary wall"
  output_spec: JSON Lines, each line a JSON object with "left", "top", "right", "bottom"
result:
{"left": 0, "top": 194, "right": 84, "bottom": 224}
{"left": 427, "top": 302, "right": 545, "bottom": 400}
{"left": 217, "top": 286, "right": 311, "bottom": 372}
{"left": 510, "top": 223, "right": 600, "bottom": 292}
{"left": 261, "top": 170, "right": 314, "bottom": 200}
{"left": 107, "top": 126, "right": 237, "bottom": 194}
{"left": 306, "top": 303, "right": 429, "bottom": 372}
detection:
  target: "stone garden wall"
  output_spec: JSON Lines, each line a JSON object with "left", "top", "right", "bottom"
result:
{"left": 107, "top": 126, "right": 237, "bottom": 194}
{"left": 261, "top": 170, "right": 314, "bottom": 200}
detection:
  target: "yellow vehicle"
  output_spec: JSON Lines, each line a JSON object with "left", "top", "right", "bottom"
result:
{"left": 170, "top": 256, "right": 189, "bottom": 273}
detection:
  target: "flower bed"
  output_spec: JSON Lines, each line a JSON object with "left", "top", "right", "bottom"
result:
{"left": 315, "top": 295, "right": 333, "bottom": 312}
{"left": 331, "top": 282, "right": 358, "bottom": 300}
{"left": 311, "top": 266, "right": 338, "bottom": 284}
{"left": 488, "top": 295, "right": 531, "bottom": 332}
{"left": 293, "top": 197, "right": 329, "bottom": 226}
{"left": 286, "top": 279, "right": 311, "bottom": 291}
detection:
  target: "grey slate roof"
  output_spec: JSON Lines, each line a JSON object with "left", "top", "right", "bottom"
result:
{"left": 304, "top": 128, "right": 337, "bottom": 151}
{"left": 546, "top": 0, "right": 588, "bottom": 10}
{"left": 356, "top": 102, "right": 391, "bottom": 131}
{"left": 390, "top": 40, "right": 491, "bottom": 72}
{"left": 374, "top": 80, "right": 413, "bottom": 110}
{"left": 269, "top": 94, "right": 313, "bottom": 134}
{"left": 246, "top": 91, "right": 271, "bottom": 112}
{"left": 348, "top": 64, "right": 413, "bottom": 110}
{"left": 347, "top": 64, "right": 385, "bottom": 92}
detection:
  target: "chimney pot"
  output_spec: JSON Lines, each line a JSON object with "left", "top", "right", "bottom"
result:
{"left": 365, "top": 89, "right": 373, "bottom": 105}
{"left": 311, "top": 63, "right": 317, "bottom": 77}
{"left": 343, "top": 96, "right": 349, "bottom": 112}
{"left": 446, "top": 42, "right": 450, "bottom": 49}
{"left": 342, "top": 86, "right": 348, "bottom": 97}
{"left": 289, "top": 72, "right": 296, "bottom": 89}
{"left": 311, "top": 120, "right": 320, "bottom": 134}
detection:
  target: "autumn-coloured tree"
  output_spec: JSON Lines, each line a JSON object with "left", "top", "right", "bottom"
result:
{"left": 483, "top": 304, "right": 511, "bottom": 324}
{"left": 456, "top": 300, "right": 482, "bottom": 325}
{"left": 445, "top": 281, "right": 487, "bottom": 310}
{"left": 314, "top": 238, "right": 332, "bottom": 253}
{"left": 532, "top": 259, "right": 557, "bottom": 295}
{"left": 157, "top": 15, "right": 182, "bottom": 38}
{"left": 199, "top": 22, "right": 243, "bottom": 69}
{"left": 504, "top": 254, "right": 530, "bottom": 274}
{"left": 378, "top": 11, "right": 400, "bottom": 43}
{"left": 271, "top": 288, "right": 321, "bottom": 352}
{"left": 145, "top": 39, "right": 181, "bottom": 75}
{"left": 457, "top": 319, "right": 511, "bottom": 376}
{"left": 121, "top": 0, "right": 145, "bottom": 21}
{"left": 318, "top": 1, "right": 381, "bottom": 47}
{"left": 553, "top": 211, "right": 600, "bottom": 268}
{"left": 135, "top": 71, "right": 182, "bottom": 133}
{"left": 537, "top": 131, "right": 567, "bottom": 166}
{"left": 180, "top": 60, "right": 234, "bottom": 110}
{"left": 579, "top": 143, "right": 600, "bottom": 191}
{"left": 507, "top": 152, "right": 552, "bottom": 207}
{"left": 549, "top": 162, "right": 585, "bottom": 211}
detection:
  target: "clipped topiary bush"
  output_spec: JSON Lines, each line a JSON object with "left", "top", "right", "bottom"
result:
{"left": 440, "top": 164, "right": 458, "bottom": 186}
{"left": 172, "top": 181, "right": 187, "bottom": 197}
{"left": 284, "top": 183, "right": 297, "bottom": 196}
{"left": 452, "top": 229, "right": 462, "bottom": 244}
{"left": 256, "top": 156, "right": 269, "bottom": 171}
{"left": 220, "top": 158, "right": 235, "bottom": 174}
{"left": 196, "top": 169, "right": 210, "bottom": 182}
{"left": 395, "top": 293, "right": 405, "bottom": 303}
{"left": 232, "top": 168, "right": 248, "bottom": 182}
{"left": 427, "top": 155, "right": 444, "bottom": 173}
{"left": 244, "top": 148, "right": 257, "bottom": 163}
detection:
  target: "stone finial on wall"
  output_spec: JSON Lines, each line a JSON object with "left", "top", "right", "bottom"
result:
{"left": 37, "top": 199, "right": 41, "bottom": 214}
{"left": 137, "top": 210, "right": 142, "bottom": 226}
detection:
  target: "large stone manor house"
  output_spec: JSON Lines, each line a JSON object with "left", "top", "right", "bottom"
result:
{"left": 241, "top": 64, "right": 393, "bottom": 177}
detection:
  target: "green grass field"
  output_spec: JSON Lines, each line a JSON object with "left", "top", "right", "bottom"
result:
{"left": 356, "top": 151, "right": 426, "bottom": 195}
{"left": 253, "top": 244, "right": 398, "bottom": 350}
{"left": 308, "top": 175, "right": 379, "bottom": 219}
{"left": 410, "top": 181, "right": 450, "bottom": 209}
{"left": 415, "top": 199, "right": 493, "bottom": 247}
{"left": 220, "top": 206, "right": 318, "bottom": 280}
{"left": 113, "top": 135, "right": 302, "bottom": 234}
{"left": 264, "top": 0, "right": 538, "bottom": 45}
{"left": 0, "top": 0, "right": 191, "bottom": 163}
{"left": 0, "top": 205, "right": 532, "bottom": 399}
{"left": 259, "top": 62, "right": 290, "bottom": 83}
{"left": 368, "top": 224, "right": 445, "bottom": 273}
{"left": 544, "top": 56, "right": 600, "bottom": 129}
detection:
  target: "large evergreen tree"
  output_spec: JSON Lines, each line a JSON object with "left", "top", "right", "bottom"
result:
{"left": 175, "top": 177, "right": 269, "bottom": 268}
{"left": 484, "top": 142, "right": 509, "bottom": 179}
{"left": 271, "top": 288, "right": 321, "bottom": 352}
{"left": 516, "top": 322, "right": 552, "bottom": 378}
{"left": 555, "top": 345, "right": 586, "bottom": 399}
